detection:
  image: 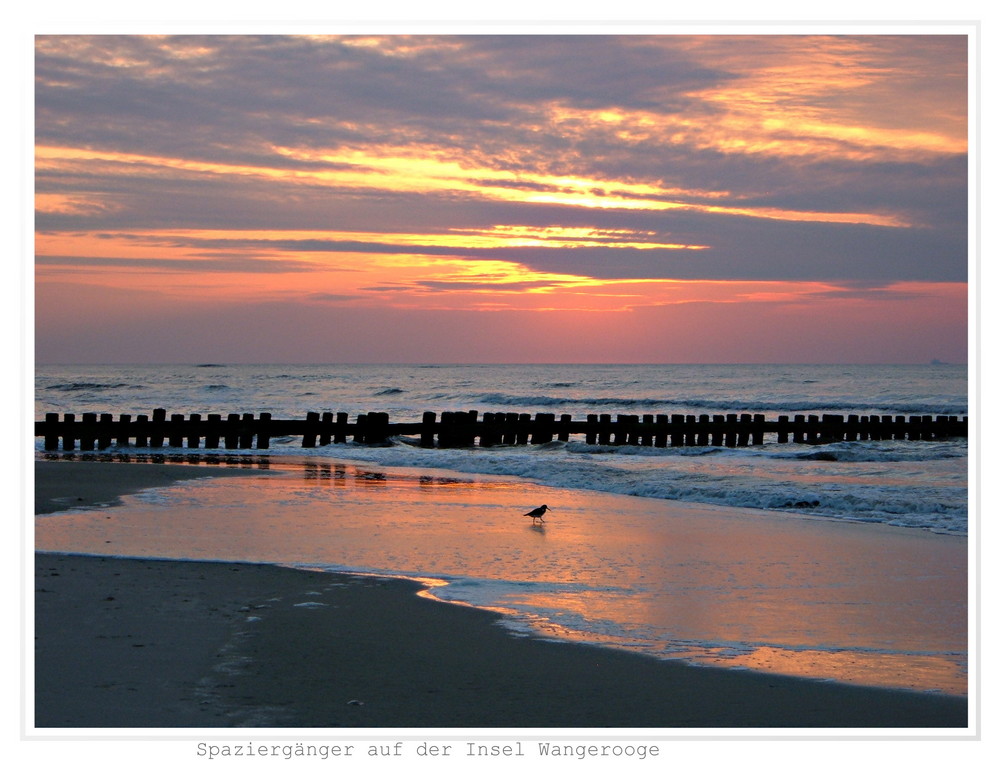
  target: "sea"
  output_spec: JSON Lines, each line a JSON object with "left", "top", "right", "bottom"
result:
{"left": 33, "top": 363, "right": 971, "bottom": 695}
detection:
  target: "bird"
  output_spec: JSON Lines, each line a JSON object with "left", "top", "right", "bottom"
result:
{"left": 524, "top": 504, "right": 550, "bottom": 524}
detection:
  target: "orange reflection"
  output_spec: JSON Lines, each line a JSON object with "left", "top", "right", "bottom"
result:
{"left": 35, "top": 460, "right": 967, "bottom": 696}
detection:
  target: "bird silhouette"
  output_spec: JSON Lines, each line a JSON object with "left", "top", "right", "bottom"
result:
{"left": 524, "top": 504, "right": 550, "bottom": 524}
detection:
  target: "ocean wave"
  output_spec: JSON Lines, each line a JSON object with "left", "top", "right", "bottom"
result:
{"left": 44, "top": 382, "right": 143, "bottom": 392}
{"left": 473, "top": 392, "right": 966, "bottom": 416}
{"left": 374, "top": 387, "right": 405, "bottom": 396}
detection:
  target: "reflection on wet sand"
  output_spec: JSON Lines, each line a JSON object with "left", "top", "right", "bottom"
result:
{"left": 35, "top": 456, "right": 967, "bottom": 696}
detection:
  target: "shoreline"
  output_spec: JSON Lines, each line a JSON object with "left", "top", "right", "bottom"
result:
{"left": 31, "top": 459, "right": 969, "bottom": 729}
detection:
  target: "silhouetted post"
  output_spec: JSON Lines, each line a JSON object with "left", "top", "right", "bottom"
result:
{"left": 500, "top": 413, "right": 517, "bottom": 444}
{"left": 586, "top": 414, "right": 598, "bottom": 445}
{"left": 598, "top": 414, "right": 612, "bottom": 445}
{"left": 894, "top": 415, "right": 907, "bottom": 440}
{"left": 654, "top": 414, "right": 668, "bottom": 447}
{"left": 711, "top": 415, "right": 724, "bottom": 447}
{"left": 354, "top": 413, "right": 368, "bottom": 444}
{"left": 697, "top": 415, "right": 710, "bottom": 446}
{"left": 421, "top": 411, "right": 436, "bottom": 447}
{"left": 793, "top": 414, "right": 806, "bottom": 443}
{"left": 637, "top": 414, "right": 652, "bottom": 446}
{"left": 685, "top": 415, "right": 698, "bottom": 446}
{"left": 150, "top": 408, "right": 167, "bottom": 448}
{"left": 134, "top": 414, "right": 148, "bottom": 448}
{"left": 737, "top": 414, "right": 751, "bottom": 447}
{"left": 184, "top": 413, "right": 200, "bottom": 448}
{"left": 302, "top": 411, "right": 320, "bottom": 447}
{"left": 821, "top": 414, "right": 843, "bottom": 442}
{"left": 238, "top": 413, "right": 254, "bottom": 448}
{"left": 671, "top": 414, "right": 685, "bottom": 447}
{"left": 558, "top": 413, "right": 572, "bottom": 442}
{"left": 319, "top": 412, "right": 334, "bottom": 446}
{"left": 205, "top": 414, "right": 221, "bottom": 448}
{"left": 115, "top": 413, "right": 131, "bottom": 448}
{"left": 97, "top": 413, "right": 113, "bottom": 449}
{"left": 516, "top": 413, "right": 531, "bottom": 445}
{"left": 44, "top": 413, "right": 59, "bottom": 450}
{"left": 806, "top": 415, "right": 820, "bottom": 443}
{"left": 777, "top": 415, "right": 789, "bottom": 443}
{"left": 531, "top": 412, "right": 554, "bottom": 444}
{"left": 257, "top": 412, "right": 271, "bottom": 448}
{"left": 225, "top": 413, "right": 240, "bottom": 448}
{"left": 169, "top": 414, "right": 185, "bottom": 447}
{"left": 335, "top": 412, "right": 349, "bottom": 444}
{"left": 78, "top": 412, "right": 97, "bottom": 451}
{"left": 725, "top": 414, "right": 738, "bottom": 448}
{"left": 846, "top": 414, "right": 859, "bottom": 441}
{"left": 752, "top": 414, "right": 765, "bottom": 445}
{"left": 465, "top": 410, "right": 479, "bottom": 446}
{"left": 613, "top": 414, "right": 629, "bottom": 445}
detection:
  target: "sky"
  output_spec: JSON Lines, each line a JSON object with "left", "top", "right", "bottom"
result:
{"left": 33, "top": 32, "right": 971, "bottom": 364}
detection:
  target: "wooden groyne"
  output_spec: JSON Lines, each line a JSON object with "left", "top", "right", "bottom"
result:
{"left": 36, "top": 409, "right": 968, "bottom": 452}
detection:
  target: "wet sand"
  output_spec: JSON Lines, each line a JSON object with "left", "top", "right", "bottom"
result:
{"left": 32, "top": 460, "right": 969, "bottom": 729}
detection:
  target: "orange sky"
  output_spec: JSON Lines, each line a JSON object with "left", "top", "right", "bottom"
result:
{"left": 34, "top": 34, "right": 969, "bottom": 363}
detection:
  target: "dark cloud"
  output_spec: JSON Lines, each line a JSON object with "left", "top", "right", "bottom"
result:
{"left": 34, "top": 34, "right": 968, "bottom": 286}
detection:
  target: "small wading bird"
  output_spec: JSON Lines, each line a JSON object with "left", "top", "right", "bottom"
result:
{"left": 524, "top": 504, "right": 550, "bottom": 524}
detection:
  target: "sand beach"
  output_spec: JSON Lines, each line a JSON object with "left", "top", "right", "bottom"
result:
{"left": 32, "top": 460, "right": 968, "bottom": 730}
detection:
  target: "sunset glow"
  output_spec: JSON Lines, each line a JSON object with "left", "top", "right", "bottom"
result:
{"left": 34, "top": 33, "right": 969, "bottom": 364}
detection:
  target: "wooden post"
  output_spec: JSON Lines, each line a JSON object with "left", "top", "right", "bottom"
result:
{"left": 639, "top": 414, "right": 653, "bottom": 446}
{"left": 501, "top": 413, "right": 518, "bottom": 445}
{"left": 531, "top": 412, "right": 554, "bottom": 444}
{"left": 894, "top": 415, "right": 907, "bottom": 440}
{"left": 134, "top": 414, "right": 148, "bottom": 448}
{"left": 465, "top": 410, "right": 479, "bottom": 447}
{"left": 558, "top": 413, "right": 572, "bottom": 442}
{"left": 302, "top": 411, "right": 320, "bottom": 448}
{"left": 97, "top": 413, "right": 113, "bottom": 449}
{"left": 335, "top": 412, "right": 349, "bottom": 444}
{"left": 354, "top": 413, "right": 368, "bottom": 444}
{"left": 185, "top": 413, "right": 201, "bottom": 448}
{"left": 806, "top": 415, "right": 820, "bottom": 443}
{"left": 43, "top": 412, "right": 59, "bottom": 451}
{"left": 711, "top": 415, "right": 724, "bottom": 447}
{"left": 671, "top": 414, "right": 685, "bottom": 447}
{"left": 586, "top": 414, "right": 598, "bottom": 445}
{"left": 624, "top": 414, "right": 641, "bottom": 445}
{"left": 516, "top": 413, "right": 531, "bottom": 445}
{"left": 225, "top": 413, "right": 240, "bottom": 448}
{"left": 598, "top": 414, "right": 612, "bottom": 445}
{"left": 777, "top": 415, "right": 789, "bottom": 444}
{"left": 725, "top": 414, "right": 738, "bottom": 448}
{"left": 257, "top": 412, "right": 271, "bottom": 448}
{"left": 613, "top": 414, "right": 628, "bottom": 446}
{"left": 737, "top": 414, "right": 751, "bottom": 447}
{"left": 421, "top": 411, "right": 436, "bottom": 447}
{"left": 239, "top": 413, "right": 254, "bottom": 448}
{"left": 697, "top": 415, "right": 710, "bottom": 446}
{"left": 822, "top": 414, "right": 843, "bottom": 442}
{"left": 80, "top": 412, "right": 97, "bottom": 451}
{"left": 205, "top": 414, "right": 221, "bottom": 448}
{"left": 116, "top": 413, "right": 132, "bottom": 448}
{"left": 654, "top": 414, "right": 668, "bottom": 447}
{"left": 319, "top": 412, "right": 334, "bottom": 446}
{"left": 752, "top": 414, "right": 765, "bottom": 445}
{"left": 150, "top": 408, "right": 167, "bottom": 448}
{"left": 169, "top": 414, "right": 185, "bottom": 447}
{"left": 685, "top": 415, "right": 698, "bottom": 446}
{"left": 846, "top": 414, "right": 859, "bottom": 441}
{"left": 793, "top": 414, "right": 805, "bottom": 444}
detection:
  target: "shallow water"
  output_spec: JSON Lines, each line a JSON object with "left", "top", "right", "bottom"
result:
{"left": 34, "top": 457, "right": 968, "bottom": 696}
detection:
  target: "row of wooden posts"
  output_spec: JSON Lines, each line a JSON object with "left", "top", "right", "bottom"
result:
{"left": 36, "top": 409, "right": 968, "bottom": 452}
